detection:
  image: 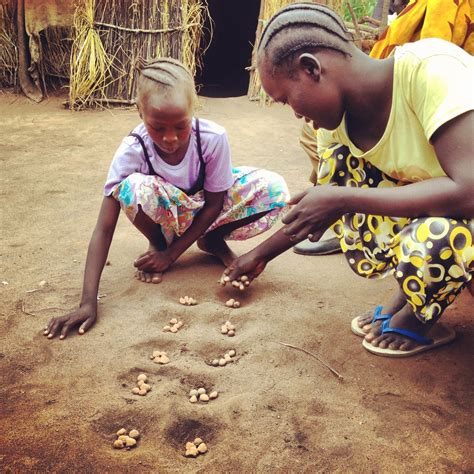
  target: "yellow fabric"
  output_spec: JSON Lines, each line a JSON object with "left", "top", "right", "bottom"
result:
{"left": 370, "top": 0, "right": 474, "bottom": 59}
{"left": 318, "top": 39, "right": 474, "bottom": 183}
{"left": 299, "top": 122, "right": 320, "bottom": 184}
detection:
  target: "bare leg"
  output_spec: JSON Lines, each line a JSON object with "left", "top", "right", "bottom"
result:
{"left": 133, "top": 206, "right": 167, "bottom": 284}
{"left": 197, "top": 211, "right": 270, "bottom": 267}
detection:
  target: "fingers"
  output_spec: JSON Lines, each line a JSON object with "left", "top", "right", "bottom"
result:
{"left": 79, "top": 317, "right": 95, "bottom": 335}
{"left": 281, "top": 206, "right": 298, "bottom": 225}
{"left": 286, "top": 190, "right": 307, "bottom": 206}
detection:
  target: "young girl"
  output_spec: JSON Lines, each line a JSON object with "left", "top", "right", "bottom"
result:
{"left": 44, "top": 57, "right": 289, "bottom": 340}
{"left": 222, "top": 3, "right": 473, "bottom": 357}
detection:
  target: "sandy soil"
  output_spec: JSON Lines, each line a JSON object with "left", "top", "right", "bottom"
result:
{"left": 1, "top": 92, "right": 472, "bottom": 473}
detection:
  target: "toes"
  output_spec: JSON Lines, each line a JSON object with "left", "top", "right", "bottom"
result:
{"left": 151, "top": 273, "right": 162, "bottom": 284}
{"left": 145, "top": 273, "right": 152, "bottom": 283}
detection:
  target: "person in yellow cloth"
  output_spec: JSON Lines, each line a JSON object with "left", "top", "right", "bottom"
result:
{"left": 293, "top": 0, "right": 473, "bottom": 256}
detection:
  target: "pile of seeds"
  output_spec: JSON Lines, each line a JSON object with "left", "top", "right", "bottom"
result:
{"left": 188, "top": 387, "right": 218, "bottom": 403}
{"left": 225, "top": 298, "right": 240, "bottom": 308}
{"left": 150, "top": 350, "right": 170, "bottom": 364}
{"left": 179, "top": 296, "right": 197, "bottom": 306}
{"left": 211, "top": 349, "right": 236, "bottom": 367}
{"left": 185, "top": 437, "right": 208, "bottom": 457}
{"left": 131, "top": 373, "right": 151, "bottom": 396}
{"left": 221, "top": 320, "right": 236, "bottom": 337}
{"left": 162, "top": 318, "right": 184, "bottom": 333}
{"left": 219, "top": 274, "right": 250, "bottom": 290}
{"left": 113, "top": 428, "right": 140, "bottom": 449}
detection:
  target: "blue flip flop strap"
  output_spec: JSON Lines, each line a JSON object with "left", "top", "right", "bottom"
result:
{"left": 373, "top": 305, "right": 392, "bottom": 323}
{"left": 381, "top": 319, "right": 433, "bottom": 345}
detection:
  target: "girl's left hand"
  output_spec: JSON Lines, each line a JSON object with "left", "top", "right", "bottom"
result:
{"left": 282, "top": 186, "right": 344, "bottom": 242}
{"left": 133, "top": 249, "right": 175, "bottom": 273}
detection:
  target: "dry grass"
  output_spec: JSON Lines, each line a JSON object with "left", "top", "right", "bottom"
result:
{"left": 0, "top": 0, "right": 18, "bottom": 88}
{"left": 69, "top": 0, "right": 210, "bottom": 109}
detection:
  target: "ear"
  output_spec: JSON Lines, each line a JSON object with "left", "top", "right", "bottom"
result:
{"left": 297, "top": 53, "right": 322, "bottom": 82}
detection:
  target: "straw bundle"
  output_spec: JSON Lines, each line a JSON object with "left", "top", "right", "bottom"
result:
{"left": 0, "top": 0, "right": 18, "bottom": 88}
{"left": 69, "top": 0, "right": 209, "bottom": 109}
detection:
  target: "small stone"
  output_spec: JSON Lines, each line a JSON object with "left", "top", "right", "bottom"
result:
{"left": 199, "top": 393, "right": 209, "bottom": 402}
{"left": 233, "top": 301, "right": 241, "bottom": 308}
{"left": 179, "top": 297, "right": 186, "bottom": 304}
{"left": 240, "top": 275, "right": 249, "bottom": 282}
{"left": 225, "top": 299, "right": 235, "bottom": 307}
{"left": 221, "top": 326, "right": 228, "bottom": 334}
{"left": 209, "top": 391, "right": 218, "bottom": 399}
{"left": 194, "top": 437, "right": 203, "bottom": 445}
{"left": 227, "top": 330, "right": 235, "bottom": 337}
{"left": 185, "top": 446, "right": 198, "bottom": 457}
{"left": 158, "top": 355, "right": 170, "bottom": 364}
{"left": 125, "top": 437, "right": 137, "bottom": 447}
{"left": 239, "top": 283, "right": 245, "bottom": 291}
{"left": 138, "top": 388, "right": 147, "bottom": 396}
{"left": 116, "top": 428, "right": 127, "bottom": 436}
{"left": 218, "top": 358, "right": 227, "bottom": 366}
{"left": 186, "top": 442, "right": 195, "bottom": 450}
{"left": 228, "top": 349, "right": 236, "bottom": 357}
{"left": 227, "top": 323, "right": 235, "bottom": 330}
{"left": 162, "top": 326, "right": 171, "bottom": 332}
{"left": 152, "top": 350, "right": 163, "bottom": 358}
{"left": 132, "top": 387, "right": 140, "bottom": 395}
{"left": 118, "top": 435, "right": 128, "bottom": 442}
{"left": 176, "top": 321, "right": 184, "bottom": 328}
{"left": 113, "top": 439, "right": 124, "bottom": 449}
{"left": 197, "top": 387, "right": 206, "bottom": 395}
{"left": 189, "top": 395, "right": 198, "bottom": 403}
{"left": 224, "top": 354, "right": 232, "bottom": 362}
{"left": 141, "top": 383, "right": 151, "bottom": 392}
{"left": 137, "top": 374, "right": 147, "bottom": 382}
{"left": 170, "top": 318, "right": 178, "bottom": 324}
{"left": 39, "top": 280, "right": 47, "bottom": 287}
{"left": 170, "top": 326, "right": 178, "bottom": 333}
{"left": 189, "top": 389, "right": 199, "bottom": 397}
{"left": 137, "top": 380, "right": 145, "bottom": 387}
{"left": 211, "top": 359, "right": 219, "bottom": 366}
{"left": 128, "top": 429, "right": 140, "bottom": 439}
{"left": 197, "top": 442, "right": 208, "bottom": 453}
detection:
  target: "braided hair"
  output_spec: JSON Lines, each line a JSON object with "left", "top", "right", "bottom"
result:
{"left": 258, "top": 3, "right": 354, "bottom": 73}
{"left": 137, "top": 57, "right": 197, "bottom": 108}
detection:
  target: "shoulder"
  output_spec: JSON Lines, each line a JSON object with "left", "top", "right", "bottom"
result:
{"left": 113, "top": 123, "right": 149, "bottom": 160}
{"left": 395, "top": 39, "right": 473, "bottom": 72}
{"left": 193, "top": 117, "right": 227, "bottom": 140}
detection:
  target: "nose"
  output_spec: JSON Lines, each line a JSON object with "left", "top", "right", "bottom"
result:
{"left": 163, "top": 129, "right": 178, "bottom": 143}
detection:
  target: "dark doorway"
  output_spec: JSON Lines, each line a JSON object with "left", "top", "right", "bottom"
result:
{"left": 196, "top": 0, "right": 261, "bottom": 97}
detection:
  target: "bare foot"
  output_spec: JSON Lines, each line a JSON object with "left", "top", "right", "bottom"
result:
{"left": 197, "top": 234, "right": 237, "bottom": 267}
{"left": 135, "top": 270, "right": 163, "bottom": 284}
{"left": 357, "top": 288, "right": 406, "bottom": 336}
{"left": 134, "top": 243, "right": 166, "bottom": 284}
{"left": 365, "top": 305, "right": 435, "bottom": 351}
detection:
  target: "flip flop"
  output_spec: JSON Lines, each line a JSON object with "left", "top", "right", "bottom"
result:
{"left": 351, "top": 305, "right": 393, "bottom": 337}
{"left": 362, "top": 319, "right": 456, "bottom": 358}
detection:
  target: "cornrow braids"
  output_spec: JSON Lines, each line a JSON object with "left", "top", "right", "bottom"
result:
{"left": 258, "top": 3, "right": 353, "bottom": 70}
{"left": 137, "top": 57, "right": 197, "bottom": 106}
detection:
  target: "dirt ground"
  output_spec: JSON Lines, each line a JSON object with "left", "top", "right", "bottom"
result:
{"left": 1, "top": 91, "right": 473, "bottom": 473}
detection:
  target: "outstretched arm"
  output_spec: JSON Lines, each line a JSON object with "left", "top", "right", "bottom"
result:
{"left": 283, "top": 112, "right": 474, "bottom": 240}
{"left": 44, "top": 196, "right": 120, "bottom": 339}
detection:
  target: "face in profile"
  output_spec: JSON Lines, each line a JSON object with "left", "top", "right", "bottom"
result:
{"left": 258, "top": 53, "right": 345, "bottom": 131}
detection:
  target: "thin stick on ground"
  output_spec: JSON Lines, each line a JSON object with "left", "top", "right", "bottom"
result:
{"left": 276, "top": 341, "right": 344, "bottom": 380}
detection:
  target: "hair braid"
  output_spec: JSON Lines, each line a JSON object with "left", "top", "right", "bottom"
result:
{"left": 137, "top": 57, "right": 196, "bottom": 106}
{"left": 258, "top": 3, "right": 353, "bottom": 70}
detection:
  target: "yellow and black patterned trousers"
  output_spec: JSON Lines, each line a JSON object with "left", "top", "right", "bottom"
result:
{"left": 318, "top": 144, "right": 474, "bottom": 323}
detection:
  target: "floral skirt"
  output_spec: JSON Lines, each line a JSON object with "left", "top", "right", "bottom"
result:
{"left": 318, "top": 144, "right": 474, "bottom": 323}
{"left": 112, "top": 166, "right": 289, "bottom": 245}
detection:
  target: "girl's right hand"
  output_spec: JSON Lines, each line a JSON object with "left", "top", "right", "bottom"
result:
{"left": 221, "top": 251, "right": 267, "bottom": 286}
{"left": 43, "top": 303, "right": 97, "bottom": 340}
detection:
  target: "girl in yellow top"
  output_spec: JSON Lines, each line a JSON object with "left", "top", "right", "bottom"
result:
{"left": 223, "top": 3, "right": 474, "bottom": 357}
